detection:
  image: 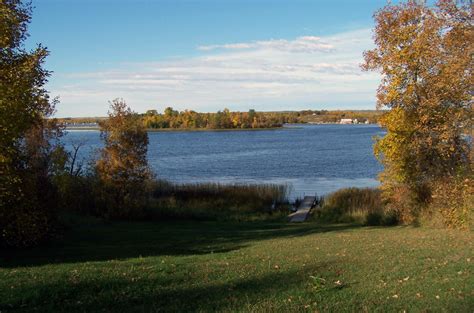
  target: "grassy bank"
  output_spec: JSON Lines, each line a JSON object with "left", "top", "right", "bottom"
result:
{"left": 1, "top": 220, "right": 472, "bottom": 312}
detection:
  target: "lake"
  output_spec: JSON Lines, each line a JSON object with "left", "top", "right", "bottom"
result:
{"left": 63, "top": 124, "right": 385, "bottom": 199}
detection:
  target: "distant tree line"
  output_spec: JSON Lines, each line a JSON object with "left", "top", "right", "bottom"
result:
{"left": 142, "top": 108, "right": 385, "bottom": 129}
{"left": 59, "top": 109, "right": 385, "bottom": 129}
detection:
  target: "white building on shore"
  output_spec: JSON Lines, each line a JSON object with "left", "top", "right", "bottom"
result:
{"left": 339, "top": 118, "right": 363, "bottom": 124}
{"left": 340, "top": 118, "right": 353, "bottom": 124}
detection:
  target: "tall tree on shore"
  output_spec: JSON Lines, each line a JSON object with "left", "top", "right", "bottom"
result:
{"left": 96, "top": 99, "right": 152, "bottom": 219}
{"left": 363, "top": 0, "right": 473, "bottom": 226}
{"left": 0, "top": 0, "right": 64, "bottom": 246}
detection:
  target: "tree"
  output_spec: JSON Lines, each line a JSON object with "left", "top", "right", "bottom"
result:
{"left": 95, "top": 99, "right": 152, "bottom": 219}
{"left": 164, "top": 106, "right": 178, "bottom": 117}
{"left": 0, "top": 0, "right": 63, "bottom": 246}
{"left": 363, "top": 0, "right": 473, "bottom": 225}
{"left": 145, "top": 109, "right": 158, "bottom": 116}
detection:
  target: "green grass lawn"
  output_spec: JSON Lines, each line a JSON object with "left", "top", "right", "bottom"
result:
{"left": 1, "top": 220, "right": 473, "bottom": 312}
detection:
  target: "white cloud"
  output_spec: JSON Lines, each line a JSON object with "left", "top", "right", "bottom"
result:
{"left": 51, "top": 28, "right": 379, "bottom": 117}
{"left": 197, "top": 35, "right": 334, "bottom": 53}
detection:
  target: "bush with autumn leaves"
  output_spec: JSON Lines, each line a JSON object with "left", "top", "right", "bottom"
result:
{"left": 363, "top": 0, "right": 473, "bottom": 228}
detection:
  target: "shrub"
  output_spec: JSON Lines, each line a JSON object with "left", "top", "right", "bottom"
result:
{"left": 429, "top": 176, "right": 473, "bottom": 229}
{"left": 381, "top": 210, "right": 400, "bottom": 226}
{"left": 365, "top": 212, "right": 383, "bottom": 226}
{"left": 54, "top": 173, "right": 97, "bottom": 216}
{"left": 95, "top": 99, "right": 152, "bottom": 219}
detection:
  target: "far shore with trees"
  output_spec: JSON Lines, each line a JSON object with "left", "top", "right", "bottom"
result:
{"left": 58, "top": 108, "right": 385, "bottom": 130}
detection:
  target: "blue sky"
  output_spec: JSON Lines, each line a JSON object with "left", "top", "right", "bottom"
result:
{"left": 27, "top": 0, "right": 397, "bottom": 117}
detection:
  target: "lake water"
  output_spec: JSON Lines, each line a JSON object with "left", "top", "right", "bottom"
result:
{"left": 63, "top": 124, "right": 385, "bottom": 199}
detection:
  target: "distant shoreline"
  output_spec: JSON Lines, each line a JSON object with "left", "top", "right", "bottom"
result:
{"left": 65, "top": 123, "right": 377, "bottom": 132}
{"left": 65, "top": 126, "right": 287, "bottom": 132}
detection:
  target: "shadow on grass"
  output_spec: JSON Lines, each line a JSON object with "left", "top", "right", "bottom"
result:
{"left": 1, "top": 263, "right": 331, "bottom": 312}
{"left": 1, "top": 221, "right": 360, "bottom": 268}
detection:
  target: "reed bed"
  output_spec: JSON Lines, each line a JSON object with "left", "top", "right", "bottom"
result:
{"left": 312, "top": 187, "right": 398, "bottom": 225}
{"left": 147, "top": 180, "right": 290, "bottom": 221}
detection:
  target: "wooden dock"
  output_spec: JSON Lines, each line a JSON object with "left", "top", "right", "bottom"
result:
{"left": 288, "top": 196, "right": 316, "bottom": 222}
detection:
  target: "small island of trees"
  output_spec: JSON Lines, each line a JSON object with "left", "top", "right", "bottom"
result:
{"left": 142, "top": 108, "right": 292, "bottom": 129}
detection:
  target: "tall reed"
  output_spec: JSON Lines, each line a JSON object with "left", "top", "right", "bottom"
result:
{"left": 313, "top": 187, "right": 397, "bottom": 225}
{"left": 147, "top": 180, "right": 290, "bottom": 220}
